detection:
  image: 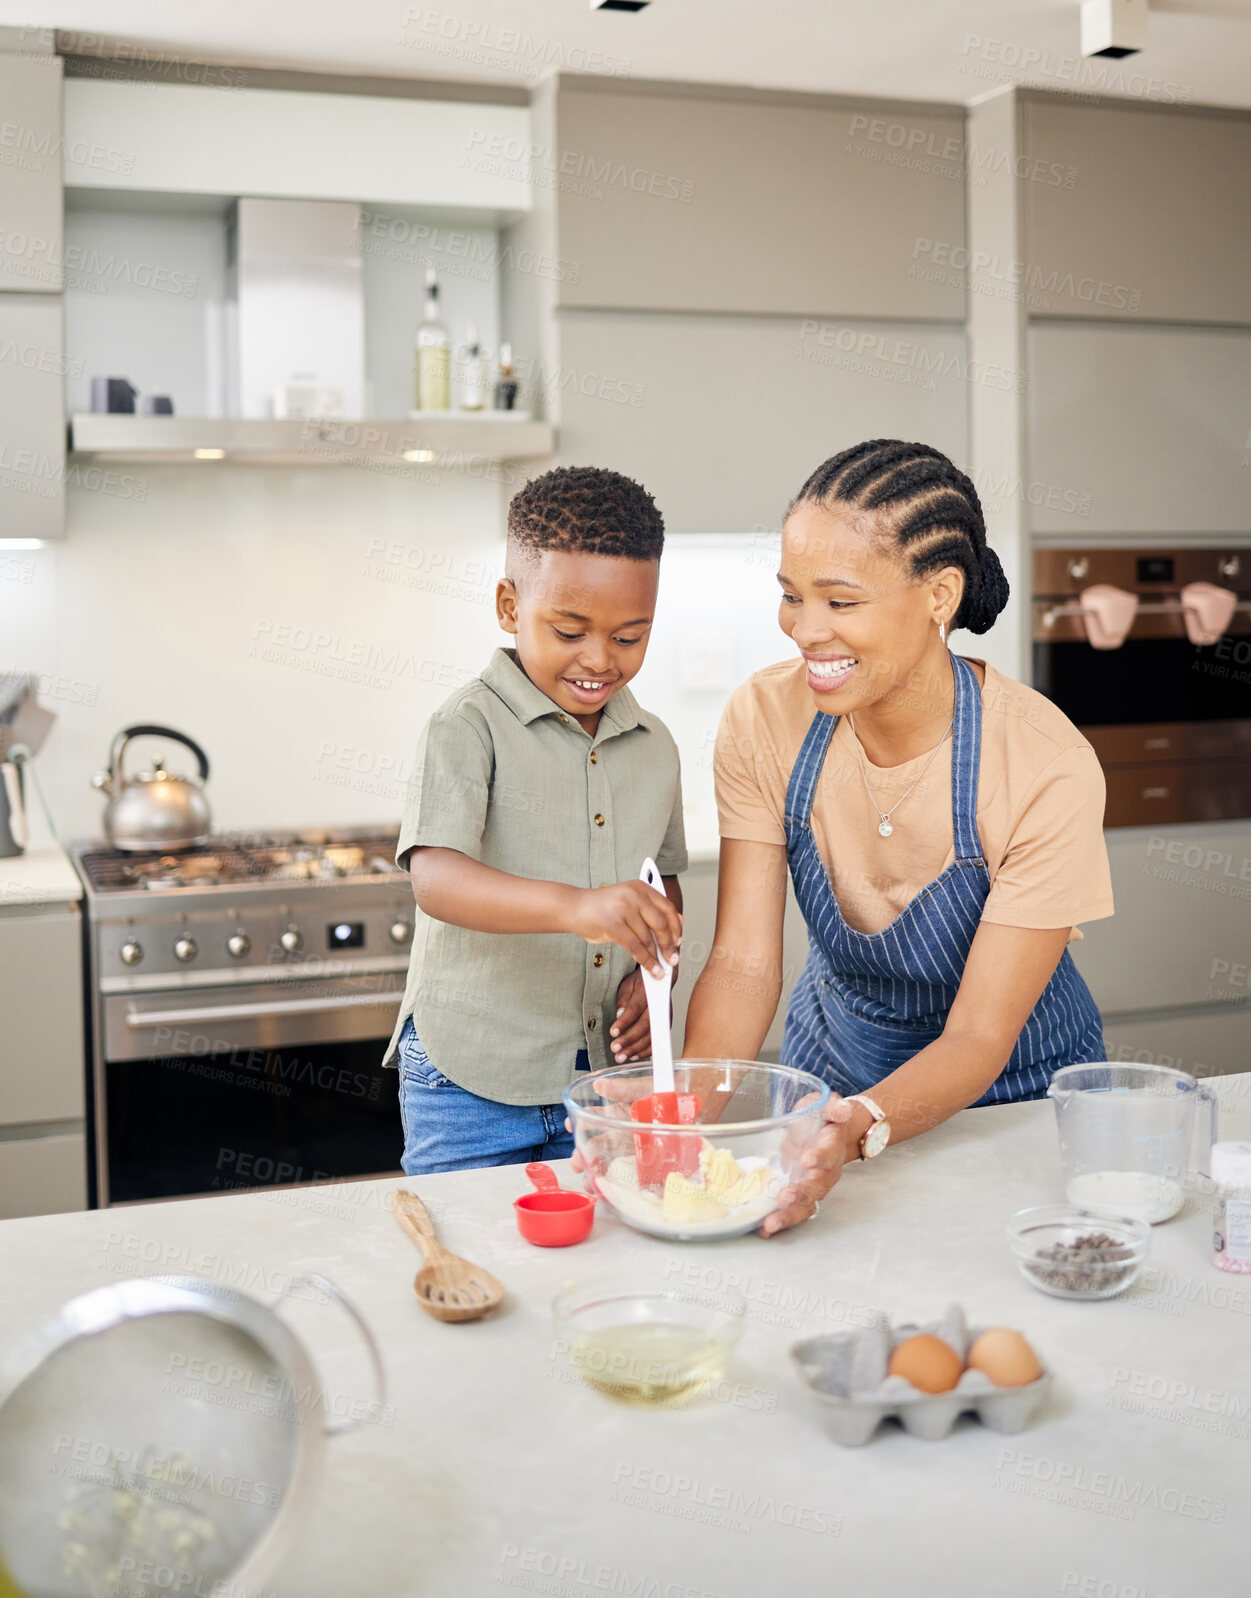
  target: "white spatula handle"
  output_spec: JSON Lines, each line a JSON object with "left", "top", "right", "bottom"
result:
{"left": 637, "top": 856, "right": 674, "bottom": 1095}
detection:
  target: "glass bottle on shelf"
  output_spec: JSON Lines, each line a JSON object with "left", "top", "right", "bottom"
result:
{"left": 460, "top": 324, "right": 488, "bottom": 411}
{"left": 494, "top": 343, "right": 519, "bottom": 412}
{"left": 416, "top": 267, "right": 451, "bottom": 412}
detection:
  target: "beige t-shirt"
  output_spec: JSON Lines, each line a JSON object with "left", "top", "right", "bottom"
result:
{"left": 715, "top": 656, "right": 1114, "bottom": 937}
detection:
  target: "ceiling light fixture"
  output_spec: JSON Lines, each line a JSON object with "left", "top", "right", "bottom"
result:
{"left": 1080, "top": 0, "right": 1147, "bottom": 58}
{"left": 193, "top": 448, "right": 226, "bottom": 460}
{"left": 403, "top": 449, "right": 436, "bottom": 463}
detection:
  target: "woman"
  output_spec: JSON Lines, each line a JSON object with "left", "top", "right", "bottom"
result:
{"left": 679, "top": 440, "right": 1113, "bottom": 1233}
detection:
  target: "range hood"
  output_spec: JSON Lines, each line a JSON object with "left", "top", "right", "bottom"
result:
{"left": 227, "top": 197, "right": 365, "bottom": 421}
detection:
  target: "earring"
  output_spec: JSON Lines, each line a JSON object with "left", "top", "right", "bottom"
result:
{"left": 939, "top": 619, "right": 947, "bottom": 644}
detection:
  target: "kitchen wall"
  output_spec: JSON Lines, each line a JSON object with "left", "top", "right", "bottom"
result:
{"left": 4, "top": 464, "right": 510, "bottom": 842}
{"left": 6, "top": 505, "right": 795, "bottom": 855}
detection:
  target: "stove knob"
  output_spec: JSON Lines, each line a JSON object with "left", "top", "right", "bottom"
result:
{"left": 120, "top": 940, "right": 143, "bottom": 967}
{"left": 174, "top": 936, "right": 198, "bottom": 964}
{"left": 280, "top": 927, "right": 303, "bottom": 954}
{"left": 227, "top": 931, "right": 251, "bottom": 959}
{"left": 389, "top": 919, "right": 413, "bottom": 945}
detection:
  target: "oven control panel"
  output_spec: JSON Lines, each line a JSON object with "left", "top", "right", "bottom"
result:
{"left": 95, "top": 892, "right": 415, "bottom": 983}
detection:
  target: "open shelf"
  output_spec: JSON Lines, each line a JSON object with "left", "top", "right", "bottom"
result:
{"left": 68, "top": 413, "right": 555, "bottom": 468}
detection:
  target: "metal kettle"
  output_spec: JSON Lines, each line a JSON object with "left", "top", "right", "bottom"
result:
{"left": 92, "top": 724, "right": 212, "bottom": 851}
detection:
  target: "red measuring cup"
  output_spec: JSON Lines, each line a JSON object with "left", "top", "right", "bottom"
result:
{"left": 514, "top": 1163, "right": 595, "bottom": 1247}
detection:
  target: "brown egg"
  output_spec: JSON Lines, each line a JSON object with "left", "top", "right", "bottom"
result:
{"left": 967, "top": 1328, "right": 1043, "bottom": 1388}
{"left": 887, "top": 1334, "right": 963, "bottom": 1394}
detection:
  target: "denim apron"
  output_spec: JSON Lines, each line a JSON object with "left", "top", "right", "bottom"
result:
{"left": 781, "top": 653, "right": 1105, "bottom": 1104}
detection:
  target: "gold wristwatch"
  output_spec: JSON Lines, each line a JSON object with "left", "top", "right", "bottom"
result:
{"left": 845, "top": 1094, "right": 891, "bottom": 1160}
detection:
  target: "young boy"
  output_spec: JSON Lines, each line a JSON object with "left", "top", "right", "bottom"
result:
{"left": 383, "top": 465, "right": 687, "bottom": 1174}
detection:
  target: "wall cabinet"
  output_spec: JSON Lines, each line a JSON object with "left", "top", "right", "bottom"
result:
{"left": 555, "top": 310, "right": 969, "bottom": 533}
{"left": 0, "top": 48, "right": 63, "bottom": 293}
{"left": 1027, "top": 322, "right": 1251, "bottom": 534}
{"left": 554, "top": 83, "right": 966, "bottom": 321}
{"left": 1023, "top": 98, "right": 1251, "bottom": 324}
{"left": 0, "top": 294, "right": 66, "bottom": 539}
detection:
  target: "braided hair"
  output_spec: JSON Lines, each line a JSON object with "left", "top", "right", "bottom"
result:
{"left": 788, "top": 440, "right": 1009, "bottom": 635}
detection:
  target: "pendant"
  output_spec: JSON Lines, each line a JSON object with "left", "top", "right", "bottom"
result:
{"left": 878, "top": 819, "right": 893, "bottom": 838}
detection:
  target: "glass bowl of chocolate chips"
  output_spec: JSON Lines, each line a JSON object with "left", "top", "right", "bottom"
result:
{"left": 1006, "top": 1205, "right": 1151, "bottom": 1300}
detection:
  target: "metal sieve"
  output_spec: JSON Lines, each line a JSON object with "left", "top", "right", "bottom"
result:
{"left": 0, "top": 1273, "right": 383, "bottom": 1598}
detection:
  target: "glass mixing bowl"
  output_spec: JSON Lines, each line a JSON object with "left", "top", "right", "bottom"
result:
{"left": 563, "top": 1060, "right": 830, "bottom": 1242}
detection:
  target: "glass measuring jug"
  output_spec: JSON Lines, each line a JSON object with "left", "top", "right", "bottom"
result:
{"left": 1046, "top": 1063, "right": 1218, "bottom": 1224}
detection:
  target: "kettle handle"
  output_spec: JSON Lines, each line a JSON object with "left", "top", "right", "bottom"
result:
{"left": 109, "top": 723, "right": 210, "bottom": 784}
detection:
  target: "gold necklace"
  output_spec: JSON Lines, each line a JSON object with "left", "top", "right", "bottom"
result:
{"left": 847, "top": 713, "right": 954, "bottom": 838}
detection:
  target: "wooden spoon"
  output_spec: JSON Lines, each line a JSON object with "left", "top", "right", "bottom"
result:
{"left": 390, "top": 1189, "right": 504, "bottom": 1323}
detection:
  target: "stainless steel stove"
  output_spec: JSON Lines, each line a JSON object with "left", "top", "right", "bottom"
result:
{"left": 74, "top": 829, "right": 413, "bottom": 1206}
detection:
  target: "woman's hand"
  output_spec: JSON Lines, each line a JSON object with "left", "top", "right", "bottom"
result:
{"left": 610, "top": 967, "right": 654, "bottom": 1061}
{"left": 759, "top": 1097, "right": 855, "bottom": 1235}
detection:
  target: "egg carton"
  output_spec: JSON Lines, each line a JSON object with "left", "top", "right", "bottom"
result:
{"left": 791, "top": 1303, "right": 1053, "bottom": 1446}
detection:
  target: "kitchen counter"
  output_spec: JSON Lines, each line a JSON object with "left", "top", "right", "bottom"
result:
{"left": 2, "top": 1080, "right": 1249, "bottom": 1597}
{"left": 0, "top": 839, "right": 82, "bottom": 908}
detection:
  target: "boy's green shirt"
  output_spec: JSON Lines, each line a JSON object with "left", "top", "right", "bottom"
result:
{"left": 384, "top": 648, "right": 687, "bottom": 1104}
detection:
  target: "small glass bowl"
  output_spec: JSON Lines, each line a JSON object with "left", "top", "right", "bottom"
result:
{"left": 1006, "top": 1204, "right": 1151, "bottom": 1300}
{"left": 552, "top": 1272, "right": 745, "bottom": 1407}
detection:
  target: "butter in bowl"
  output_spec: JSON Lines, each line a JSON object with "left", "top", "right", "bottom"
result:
{"left": 792, "top": 1304, "right": 1052, "bottom": 1446}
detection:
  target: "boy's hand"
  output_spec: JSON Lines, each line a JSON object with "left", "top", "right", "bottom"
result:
{"left": 570, "top": 881, "right": 681, "bottom": 978}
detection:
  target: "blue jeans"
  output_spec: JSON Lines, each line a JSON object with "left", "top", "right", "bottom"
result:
{"left": 397, "top": 1016, "right": 587, "bottom": 1175}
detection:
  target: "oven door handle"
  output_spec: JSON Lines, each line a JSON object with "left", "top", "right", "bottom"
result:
{"left": 125, "top": 992, "right": 398, "bottom": 1028}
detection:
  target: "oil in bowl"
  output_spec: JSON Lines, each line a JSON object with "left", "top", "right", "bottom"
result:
{"left": 553, "top": 1274, "right": 745, "bottom": 1408}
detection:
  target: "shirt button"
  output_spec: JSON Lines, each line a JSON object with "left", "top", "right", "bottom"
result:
{"left": 587, "top": 1016, "right": 597, "bottom": 1030}
{"left": 594, "top": 813, "right": 605, "bottom": 827}
{"left": 558, "top": 714, "right": 570, "bottom": 724}
{"left": 593, "top": 953, "right": 604, "bottom": 967}
{"left": 589, "top": 751, "right": 598, "bottom": 764}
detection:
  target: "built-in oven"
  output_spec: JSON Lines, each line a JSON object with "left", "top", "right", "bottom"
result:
{"left": 74, "top": 832, "right": 411, "bottom": 1205}
{"left": 1032, "top": 547, "right": 1251, "bottom": 827}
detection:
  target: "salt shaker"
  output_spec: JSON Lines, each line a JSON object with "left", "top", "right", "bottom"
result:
{"left": 1211, "top": 1141, "right": 1251, "bottom": 1275}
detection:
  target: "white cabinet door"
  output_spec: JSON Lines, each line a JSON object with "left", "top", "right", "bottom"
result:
{"left": 0, "top": 49, "right": 63, "bottom": 293}
{"left": 555, "top": 310, "right": 970, "bottom": 535}
{"left": 0, "top": 294, "right": 66, "bottom": 539}
{"left": 1102, "top": 1009, "right": 1251, "bottom": 1084}
{"left": 1024, "top": 99, "right": 1251, "bottom": 325}
{"left": 0, "top": 1131, "right": 87, "bottom": 1218}
{"left": 555, "top": 85, "right": 966, "bottom": 321}
{"left": 0, "top": 904, "right": 85, "bottom": 1125}
{"left": 1028, "top": 322, "right": 1251, "bottom": 534}
{"left": 1071, "top": 823, "right": 1251, "bottom": 1015}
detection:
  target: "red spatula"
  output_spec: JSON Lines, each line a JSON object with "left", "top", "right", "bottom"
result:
{"left": 629, "top": 857, "right": 701, "bottom": 1188}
